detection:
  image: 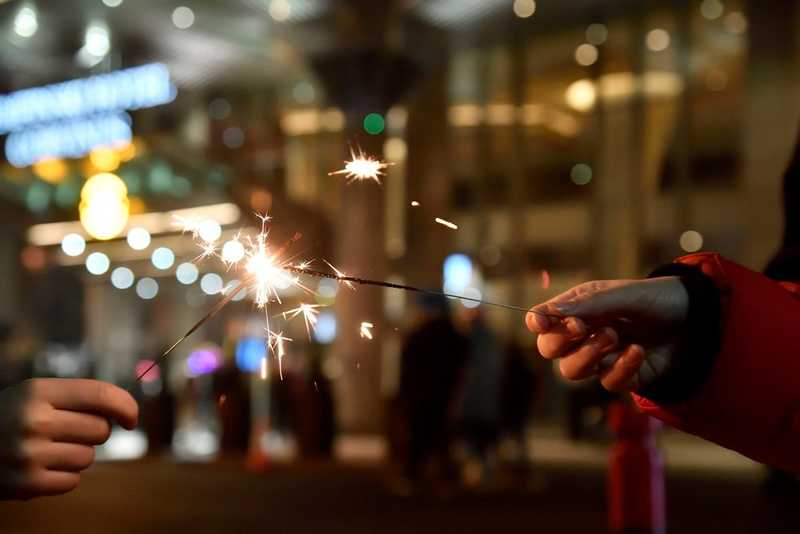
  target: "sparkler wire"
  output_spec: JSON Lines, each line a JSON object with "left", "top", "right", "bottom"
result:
{"left": 283, "top": 266, "right": 557, "bottom": 317}
{"left": 134, "top": 268, "right": 558, "bottom": 384}
{"left": 134, "top": 275, "right": 254, "bottom": 383}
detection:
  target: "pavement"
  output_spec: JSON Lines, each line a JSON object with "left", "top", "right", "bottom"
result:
{"left": 0, "top": 429, "right": 797, "bottom": 533}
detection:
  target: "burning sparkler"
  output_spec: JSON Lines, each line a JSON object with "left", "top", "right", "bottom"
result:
{"left": 329, "top": 147, "right": 392, "bottom": 184}
{"left": 136, "top": 212, "right": 560, "bottom": 384}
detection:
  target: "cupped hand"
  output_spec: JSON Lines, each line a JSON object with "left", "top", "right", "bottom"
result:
{"left": 525, "top": 276, "right": 689, "bottom": 392}
{"left": 0, "top": 378, "right": 138, "bottom": 500}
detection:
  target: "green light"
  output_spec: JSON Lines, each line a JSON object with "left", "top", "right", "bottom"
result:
{"left": 363, "top": 113, "right": 385, "bottom": 135}
{"left": 570, "top": 163, "right": 592, "bottom": 185}
{"left": 26, "top": 182, "right": 51, "bottom": 213}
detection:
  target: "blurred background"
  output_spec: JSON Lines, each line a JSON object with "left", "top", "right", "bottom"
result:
{"left": 0, "top": 0, "right": 798, "bottom": 532}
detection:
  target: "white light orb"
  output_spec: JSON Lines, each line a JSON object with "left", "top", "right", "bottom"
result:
{"left": 136, "top": 277, "right": 159, "bottom": 300}
{"left": 126, "top": 227, "right": 151, "bottom": 250}
{"left": 61, "top": 233, "right": 86, "bottom": 257}
{"left": 110, "top": 267, "right": 135, "bottom": 289}
{"left": 200, "top": 273, "right": 223, "bottom": 295}
{"left": 151, "top": 247, "right": 175, "bottom": 270}
{"left": 86, "top": 252, "right": 110, "bottom": 275}
{"left": 176, "top": 262, "right": 199, "bottom": 285}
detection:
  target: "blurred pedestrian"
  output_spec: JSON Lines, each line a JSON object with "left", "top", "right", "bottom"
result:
{"left": 457, "top": 308, "right": 503, "bottom": 487}
{"left": 398, "top": 295, "right": 467, "bottom": 489}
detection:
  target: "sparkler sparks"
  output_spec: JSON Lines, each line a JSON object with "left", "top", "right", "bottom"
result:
{"left": 138, "top": 212, "right": 559, "bottom": 385}
{"left": 329, "top": 147, "right": 392, "bottom": 184}
{"left": 435, "top": 217, "right": 458, "bottom": 230}
{"left": 283, "top": 303, "right": 323, "bottom": 338}
{"left": 359, "top": 322, "right": 374, "bottom": 340}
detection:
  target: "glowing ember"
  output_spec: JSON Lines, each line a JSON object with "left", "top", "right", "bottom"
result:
{"left": 260, "top": 356, "right": 267, "bottom": 380}
{"left": 329, "top": 147, "right": 391, "bottom": 184}
{"left": 269, "top": 330, "right": 292, "bottom": 379}
{"left": 283, "top": 303, "right": 322, "bottom": 338}
{"left": 541, "top": 269, "right": 551, "bottom": 290}
{"left": 411, "top": 201, "right": 420, "bottom": 207}
{"left": 435, "top": 217, "right": 458, "bottom": 230}
{"left": 359, "top": 321, "right": 374, "bottom": 340}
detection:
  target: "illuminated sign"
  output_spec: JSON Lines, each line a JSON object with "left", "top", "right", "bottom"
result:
{"left": 1, "top": 63, "right": 175, "bottom": 167}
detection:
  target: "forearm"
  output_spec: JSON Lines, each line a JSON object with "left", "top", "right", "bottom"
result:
{"left": 632, "top": 253, "right": 800, "bottom": 472}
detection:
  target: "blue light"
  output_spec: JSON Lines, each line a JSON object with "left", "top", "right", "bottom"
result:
{"left": 443, "top": 253, "right": 473, "bottom": 292}
{"left": 313, "top": 312, "right": 337, "bottom": 344}
{"left": 6, "top": 113, "right": 132, "bottom": 167}
{"left": 0, "top": 63, "right": 175, "bottom": 134}
{"left": 235, "top": 337, "right": 268, "bottom": 373}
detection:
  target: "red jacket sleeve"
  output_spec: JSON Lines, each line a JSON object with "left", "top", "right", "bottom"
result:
{"left": 632, "top": 252, "right": 800, "bottom": 472}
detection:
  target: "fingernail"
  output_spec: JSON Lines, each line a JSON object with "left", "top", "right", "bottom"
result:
{"left": 528, "top": 310, "right": 549, "bottom": 331}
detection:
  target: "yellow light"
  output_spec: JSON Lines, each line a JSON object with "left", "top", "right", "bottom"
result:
{"left": 565, "top": 79, "right": 597, "bottom": 112}
{"left": 115, "top": 140, "right": 138, "bottom": 162}
{"left": 128, "top": 196, "right": 147, "bottom": 215}
{"left": 79, "top": 173, "right": 130, "bottom": 240}
{"left": 32, "top": 157, "right": 68, "bottom": 184}
{"left": 89, "top": 147, "right": 121, "bottom": 172}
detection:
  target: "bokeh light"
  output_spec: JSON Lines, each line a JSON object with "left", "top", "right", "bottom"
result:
{"left": 136, "top": 277, "right": 159, "bottom": 300}
{"left": 222, "top": 127, "right": 245, "bottom": 149}
{"left": 32, "top": 158, "right": 68, "bottom": 184}
{"left": 126, "top": 227, "right": 151, "bottom": 250}
{"left": 86, "top": 252, "right": 110, "bottom": 275}
{"left": 110, "top": 267, "right": 135, "bottom": 289}
{"left": 460, "top": 287, "right": 482, "bottom": 309}
{"left": 176, "top": 262, "right": 199, "bottom": 285}
{"left": 363, "top": 113, "right": 385, "bottom": 135}
{"left": 61, "top": 233, "right": 86, "bottom": 257}
{"left": 700, "top": 0, "right": 724, "bottom": 20}
{"left": 79, "top": 173, "right": 130, "bottom": 240}
{"left": 570, "top": 163, "right": 593, "bottom": 185}
{"left": 198, "top": 219, "right": 222, "bottom": 242}
{"left": 724, "top": 11, "right": 748, "bottom": 34}
{"left": 586, "top": 23, "right": 608, "bottom": 45}
{"left": 151, "top": 247, "right": 175, "bottom": 270}
{"left": 575, "top": 43, "right": 599, "bottom": 66}
{"left": 89, "top": 147, "right": 121, "bottom": 172}
{"left": 172, "top": 6, "right": 195, "bottom": 29}
{"left": 646, "top": 29, "right": 670, "bottom": 52}
{"left": 680, "top": 230, "right": 704, "bottom": 252}
{"left": 200, "top": 273, "right": 223, "bottom": 295}
{"left": 235, "top": 337, "right": 267, "bottom": 372}
{"left": 14, "top": 5, "right": 38, "bottom": 38}
{"left": 314, "top": 312, "right": 337, "bottom": 344}
{"left": 222, "top": 239, "right": 246, "bottom": 264}
{"left": 269, "top": 0, "right": 291, "bottom": 21}
{"left": 512, "top": 0, "right": 536, "bottom": 18}
{"left": 443, "top": 253, "right": 473, "bottom": 293}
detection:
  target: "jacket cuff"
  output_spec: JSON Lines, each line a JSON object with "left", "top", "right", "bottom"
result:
{"left": 636, "top": 262, "right": 722, "bottom": 403}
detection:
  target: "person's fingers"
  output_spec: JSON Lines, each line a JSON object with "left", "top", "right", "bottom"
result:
{"left": 22, "top": 440, "right": 95, "bottom": 472}
{"left": 21, "top": 469, "right": 80, "bottom": 498}
{"left": 536, "top": 317, "right": 589, "bottom": 359}
{"left": 600, "top": 344, "right": 646, "bottom": 392}
{"left": 31, "top": 379, "right": 138, "bottom": 430}
{"left": 558, "top": 328, "right": 619, "bottom": 380}
{"left": 537, "top": 280, "right": 640, "bottom": 321}
{"left": 50, "top": 411, "right": 111, "bottom": 445}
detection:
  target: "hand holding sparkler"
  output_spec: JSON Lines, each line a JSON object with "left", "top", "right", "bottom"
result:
{"left": 0, "top": 379, "right": 138, "bottom": 500}
{"left": 526, "top": 277, "right": 691, "bottom": 393}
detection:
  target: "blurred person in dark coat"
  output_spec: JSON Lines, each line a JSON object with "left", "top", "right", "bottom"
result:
{"left": 398, "top": 295, "right": 467, "bottom": 486}
{"left": 457, "top": 308, "right": 503, "bottom": 484}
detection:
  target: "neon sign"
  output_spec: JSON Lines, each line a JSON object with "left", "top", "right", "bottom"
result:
{"left": 1, "top": 63, "right": 176, "bottom": 167}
